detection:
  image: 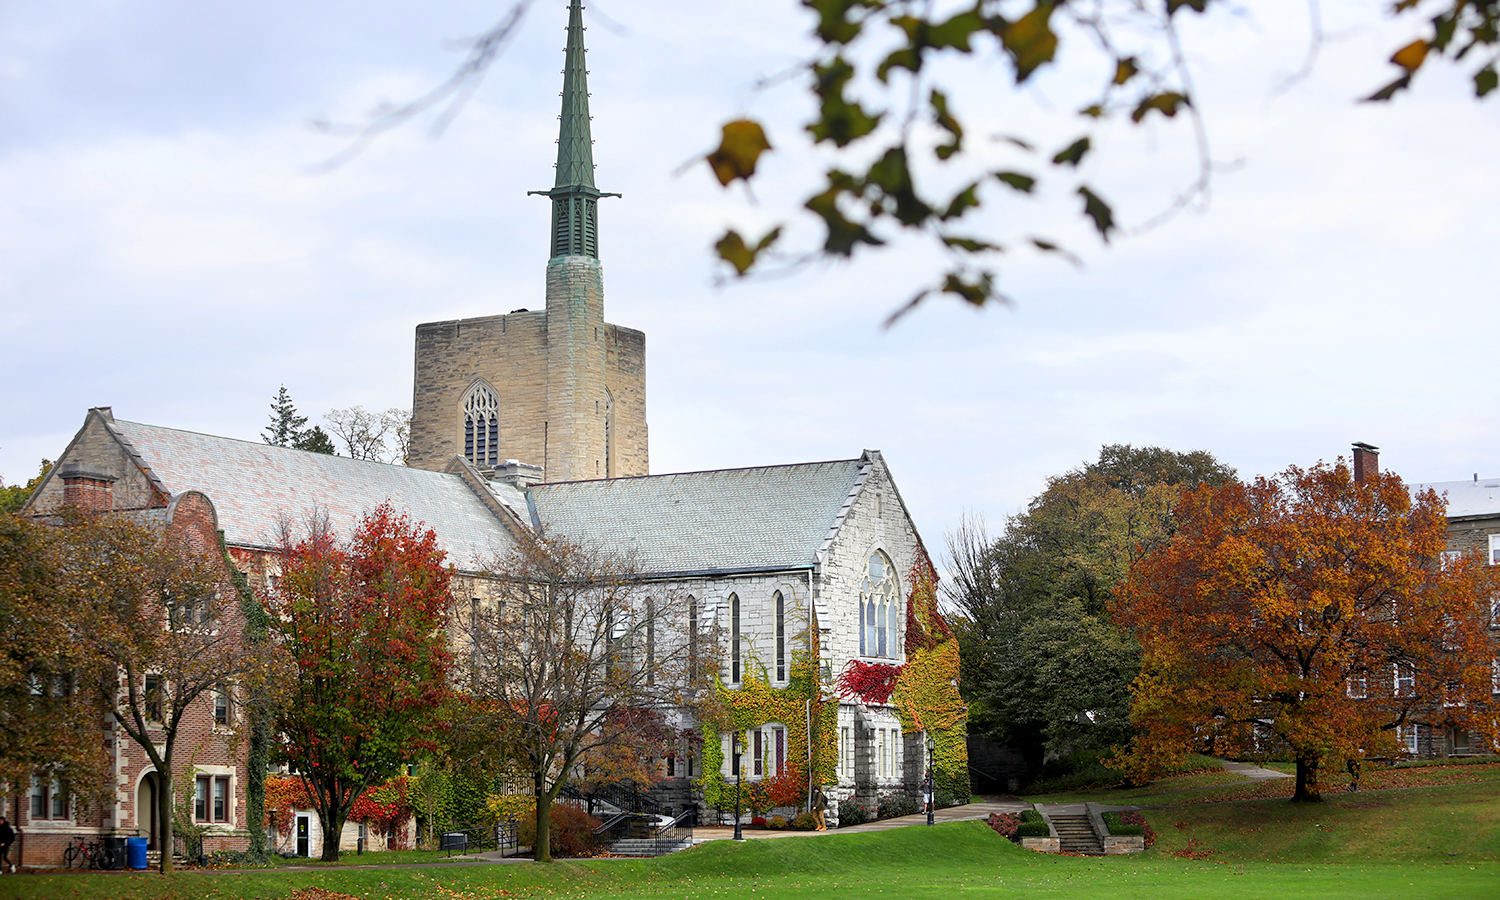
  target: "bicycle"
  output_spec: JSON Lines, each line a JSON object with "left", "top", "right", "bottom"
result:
{"left": 62, "top": 836, "right": 87, "bottom": 870}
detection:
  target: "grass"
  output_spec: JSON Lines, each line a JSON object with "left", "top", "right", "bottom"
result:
{"left": 259, "top": 848, "right": 481, "bottom": 867}
{"left": 8, "top": 759, "right": 1497, "bottom": 900}
{"left": 5, "top": 816, "right": 1495, "bottom": 900}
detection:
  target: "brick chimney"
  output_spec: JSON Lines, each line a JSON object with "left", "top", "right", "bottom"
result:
{"left": 60, "top": 465, "right": 117, "bottom": 511}
{"left": 1352, "top": 442, "right": 1379, "bottom": 484}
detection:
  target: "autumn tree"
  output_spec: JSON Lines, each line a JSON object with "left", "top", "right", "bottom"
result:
{"left": 53, "top": 506, "right": 257, "bottom": 873}
{"left": 265, "top": 504, "right": 454, "bottom": 861}
{"left": 457, "top": 528, "right": 705, "bottom": 862}
{"left": 1115, "top": 460, "right": 1498, "bottom": 802}
{"left": 0, "top": 459, "right": 53, "bottom": 514}
{"left": 0, "top": 511, "right": 112, "bottom": 801}
{"left": 948, "top": 444, "right": 1234, "bottom": 777}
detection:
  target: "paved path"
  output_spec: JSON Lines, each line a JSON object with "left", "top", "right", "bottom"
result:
{"left": 687, "top": 799, "right": 1033, "bottom": 842}
{"left": 1220, "top": 760, "right": 1293, "bottom": 781}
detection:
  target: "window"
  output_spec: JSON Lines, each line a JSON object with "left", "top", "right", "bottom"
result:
{"left": 877, "top": 729, "right": 887, "bottom": 778}
{"left": 1401, "top": 724, "right": 1420, "bottom": 754}
{"left": 1492, "top": 659, "right": 1499, "bottom": 695}
{"left": 462, "top": 382, "right": 501, "bottom": 468}
{"left": 860, "top": 552, "right": 899, "bottom": 659}
{"left": 666, "top": 755, "right": 676, "bottom": 777}
{"left": 214, "top": 683, "right": 233, "bottom": 726}
{"left": 776, "top": 728, "right": 785, "bottom": 775}
{"left": 775, "top": 591, "right": 786, "bottom": 682}
{"left": 753, "top": 729, "right": 764, "bottom": 777}
{"left": 196, "top": 775, "right": 230, "bottom": 823}
{"left": 1393, "top": 664, "right": 1415, "bottom": 698}
{"left": 840, "top": 727, "right": 852, "bottom": 778}
{"left": 730, "top": 593, "right": 741, "bottom": 683}
{"left": 1346, "top": 673, "right": 1368, "bottom": 699}
{"left": 644, "top": 598, "right": 656, "bottom": 685}
{"left": 145, "top": 674, "right": 163, "bottom": 722}
{"left": 1490, "top": 534, "right": 1500, "bottom": 566}
{"left": 30, "top": 776, "right": 68, "bottom": 820}
{"left": 688, "top": 598, "right": 698, "bottom": 680}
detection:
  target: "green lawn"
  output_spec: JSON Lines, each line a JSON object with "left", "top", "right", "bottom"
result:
{"left": 5, "top": 816, "right": 1496, "bottom": 900}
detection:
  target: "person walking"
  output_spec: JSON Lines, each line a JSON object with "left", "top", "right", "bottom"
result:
{"left": 0, "top": 815, "right": 16, "bottom": 873}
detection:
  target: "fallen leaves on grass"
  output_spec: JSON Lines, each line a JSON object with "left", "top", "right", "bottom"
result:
{"left": 1172, "top": 838, "right": 1214, "bottom": 860}
{"left": 288, "top": 890, "right": 362, "bottom": 900}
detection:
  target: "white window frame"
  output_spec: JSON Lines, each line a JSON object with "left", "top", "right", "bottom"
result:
{"left": 1346, "top": 673, "right": 1368, "bottom": 699}
{"left": 1401, "top": 724, "right": 1420, "bottom": 754}
{"left": 1394, "top": 664, "right": 1416, "bottom": 698}
{"left": 1490, "top": 534, "right": 1500, "bottom": 566}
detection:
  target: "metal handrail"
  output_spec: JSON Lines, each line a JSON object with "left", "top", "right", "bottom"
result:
{"left": 592, "top": 812, "right": 630, "bottom": 836}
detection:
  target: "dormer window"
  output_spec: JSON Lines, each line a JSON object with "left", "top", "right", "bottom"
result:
{"left": 463, "top": 383, "right": 500, "bottom": 468}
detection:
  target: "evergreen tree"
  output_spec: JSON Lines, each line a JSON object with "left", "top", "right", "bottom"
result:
{"left": 264, "top": 387, "right": 335, "bottom": 455}
{"left": 294, "top": 425, "right": 337, "bottom": 455}
{"left": 263, "top": 386, "right": 309, "bottom": 447}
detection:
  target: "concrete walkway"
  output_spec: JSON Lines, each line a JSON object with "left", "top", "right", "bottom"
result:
{"left": 1220, "top": 760, "right": 1293, "bottom": 781}
{"left": 689, "top": 799, "right": 1033, "bottom": 842}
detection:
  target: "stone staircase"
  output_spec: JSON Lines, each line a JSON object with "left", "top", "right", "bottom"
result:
{"left": 606, "top": 836, "right": 693, "bottom": 857}
{"left": 1047, "top": 813, "right": 1103, "bottom": 856}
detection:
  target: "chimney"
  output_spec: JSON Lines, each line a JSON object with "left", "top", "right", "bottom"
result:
{"left": 1352, "top": 442, "right": 1379, "bottom": 484}
{"left": 488, "top": 459, "right": 544, "bottom": 489}
{"left": 59, "top": 465, "right": 117, "bottom": 511}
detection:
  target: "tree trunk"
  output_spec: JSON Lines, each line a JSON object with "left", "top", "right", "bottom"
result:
{"left": 157, "top": 759, "right": 176, "bottom": 873}
{"left": 1292, "top": 755, "right": 1323, "bottom": 803}
{"left": 534, "top": 772, "right": 553, "bottom": 863}
{"left": 318, "top": 803, "right": 346, "bottom": 862}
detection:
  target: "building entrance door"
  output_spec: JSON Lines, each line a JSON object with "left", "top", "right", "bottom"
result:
{"left": 296, "top": 815, "right": 311, "bottom": 857}
{"left": 136, "top": 773, "right": 163, "bottom": 850}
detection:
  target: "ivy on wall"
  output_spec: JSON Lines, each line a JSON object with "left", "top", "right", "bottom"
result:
{"left": 696, "top": 651, "right": 837, "bottom": 812}
{"left": 892, "top": 553, "right": 969, "bottom": 800}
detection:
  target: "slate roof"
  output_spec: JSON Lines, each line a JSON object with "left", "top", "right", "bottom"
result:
{"left": 110, "top": 420, "right": 513, "bottom": 569}
{"left": 528, "top": 457, "right": 871, "bottom": 577}
{"left": 1411, "top": 477, "right": 1500, "bottom": 520}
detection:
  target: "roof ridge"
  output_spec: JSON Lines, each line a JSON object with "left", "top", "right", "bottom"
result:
{"left": 115, "top": 420, "right": 416, "bottom": 471}
{"left": 538, "top": 455, "right": 866, "bottom": 487}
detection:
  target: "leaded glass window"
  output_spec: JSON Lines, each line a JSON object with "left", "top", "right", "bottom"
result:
{"left": 462, "top": 383, "right": 500, "bottom": 468}
{"left": 861, "top": 551, "right": 899, "bottom": 659}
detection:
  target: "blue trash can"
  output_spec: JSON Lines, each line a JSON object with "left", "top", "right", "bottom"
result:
{"left": 126, "top": 836, "right": 149, "bottom": 870}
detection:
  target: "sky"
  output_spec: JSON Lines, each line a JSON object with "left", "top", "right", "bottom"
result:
{"left": 3, "top": 0, "right": 1498, "bottom": 560}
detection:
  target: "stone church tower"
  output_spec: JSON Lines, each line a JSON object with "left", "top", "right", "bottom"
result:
{"left": 408, "top": 0, "right": 647, "bottom": 482}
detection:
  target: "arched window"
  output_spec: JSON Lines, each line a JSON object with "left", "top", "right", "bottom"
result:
{"left": 730, "top": 593, "right": 741, "bottom": 683}
{"left": 462, "top": 383, "right": 500, "bottom": 468}
{"left": 774, "top": 591, "right": 786, "bottom": 682}
{"left": 860, "top": 551, "right": 899, "bottom": 659}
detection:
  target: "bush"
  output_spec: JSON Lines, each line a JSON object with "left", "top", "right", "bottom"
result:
{"left": 790, "top": 811, "right": 820, "bottom": 831}
{"left": 767, "top": 816, "right": 787, "bottom": 830}
{"left": 878, "top": 794, "right": 919, "bottom": 819}
{"left": 837, "top": 798, "right": 871, "bottom": 827}
{"left": 516, "top": 804, "right": 603, "bottom": 858}
{"left": 1101, "top": 811, "right": 1141, "bottom": 836}
{"left": 1015, "top": 808, "right": 1049, "bottom": 838}
{"left": 933, "top": 789, "right": 962, "bottom": 809}
{"left": 1393, "top": 754, "right": 1500, "bottom": 769}
{"left": 985, "top": 812, "right": 1021, "bottom": 841}
{"left": 750, "top": 816, "right": 767, "bottom": 828}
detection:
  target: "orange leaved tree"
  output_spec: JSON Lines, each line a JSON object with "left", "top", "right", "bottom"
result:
{"left": 1115, "top": 460, "right": 1497, "bottom": 802}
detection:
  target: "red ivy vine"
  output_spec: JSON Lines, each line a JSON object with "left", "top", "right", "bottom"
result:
{"left": 835, "top": 660, "right": 902, "bottom": 705}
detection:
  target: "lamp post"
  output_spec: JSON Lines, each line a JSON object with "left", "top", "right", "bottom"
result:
{"left": 732, "top": 732, "right": 744, "bottom": 841}
{"left": 925, "top": 734, "right": 936, "bottom": 826}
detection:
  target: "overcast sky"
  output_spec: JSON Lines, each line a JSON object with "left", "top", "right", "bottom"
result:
{"left": 3, "top": 0, "right": 1497, "bottom": 556}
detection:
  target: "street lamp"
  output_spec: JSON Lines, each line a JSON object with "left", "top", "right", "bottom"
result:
{"left": 925, "top": 734, "right": 936, "bottom": 826}
{"left": 732, "top": 732, "right": 744, "bottom": 841}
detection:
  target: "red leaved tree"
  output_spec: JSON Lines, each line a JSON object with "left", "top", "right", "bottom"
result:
{"left": 1115, "top": 461, "right": 1497, "bottom": 801}
{"left": 264, "top": 504, "right": 453, "bottom": 860}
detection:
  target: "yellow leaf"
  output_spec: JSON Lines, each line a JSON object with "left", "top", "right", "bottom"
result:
{"left": 706, "top": 120, "right": 772, "bottom": 187}
{"left": 1391, "top": 40, "right": 1428, "bottom": 72}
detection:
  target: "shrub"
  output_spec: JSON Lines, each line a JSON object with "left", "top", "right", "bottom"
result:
{"left": 516, "top": 804, "right": 603, "bottom": 858}
{"left": 1101, "top": 810, "right": 1141, "bottom": 836}
{"left": 1393, "top": 754, "right": 1500, "bottom": 769}
{"left": 985, "top": 812, "right": 1021, "bottom": 841}
{"left": 837, "top": 798, "right": 870, "bottom": 827}
{"left": 750, "top": 816, "right": 767, "bottom": 828}
{"left": 933, "top": 789, "right": 960, "bottom": 809}
{"left": 767, "top": 816, "right": 788, "bottom": 830}
{"left": 1016, "top": 809, "right": 1049, "bottom": 838}
{"left": 790, "top": 811, "right": 820, "bottom": 831}
{"left": 878, "top": 794, "right": 919, "bottom": 819}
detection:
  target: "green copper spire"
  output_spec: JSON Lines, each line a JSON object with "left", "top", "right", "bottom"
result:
{"left": 530, "top": 0, "right": 618, "bottom": 259}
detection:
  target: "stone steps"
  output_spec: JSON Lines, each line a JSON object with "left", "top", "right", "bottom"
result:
{"left": 607, "top": 837, "right": 692, "bottom": 857}
{"left": 1048, "top": 814, "right": 1103, "bottom": 856}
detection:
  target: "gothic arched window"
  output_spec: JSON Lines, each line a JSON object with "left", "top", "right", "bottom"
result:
{"left": 860, "top": 551, "right": 899, "bottom": 659}
{"left": 462, "top": 383, "right": 500, "bottom": 468}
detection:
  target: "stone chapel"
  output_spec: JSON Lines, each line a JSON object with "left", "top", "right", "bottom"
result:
{"left": 407, "top": 0, "right": 646, "bottom": 482}
{"left": 17, "top": 0, "right": 969, "bottom": 860}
